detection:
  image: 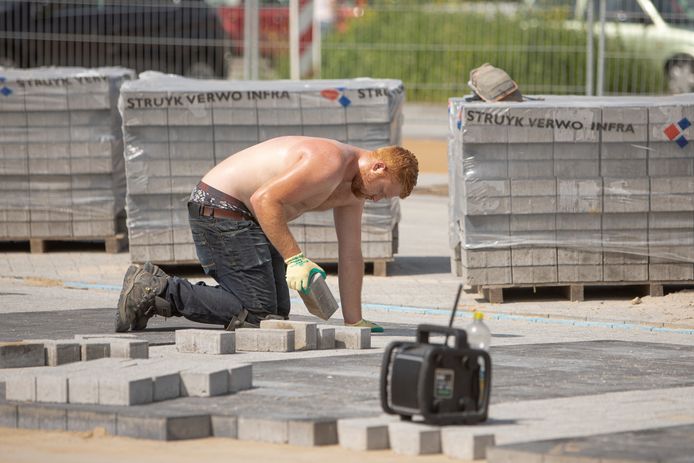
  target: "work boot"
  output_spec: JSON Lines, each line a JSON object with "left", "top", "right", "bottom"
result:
{"left": 115, "top": 262, "right": 170, "bottom": 332}
{"left": 131, "top": 262, "right": 172, "bottom": 331}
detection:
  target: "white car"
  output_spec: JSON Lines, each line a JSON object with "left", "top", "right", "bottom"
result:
{"left": 528, "top": 0, "right": 694, "bottom": 93}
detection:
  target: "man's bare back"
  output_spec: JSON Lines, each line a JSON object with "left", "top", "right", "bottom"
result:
{"left": 201, "top": 136, "right": 365, "bottom": 221}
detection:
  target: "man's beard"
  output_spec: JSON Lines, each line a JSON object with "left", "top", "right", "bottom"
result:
{"left": 351, "top": 172, "right": 367, "bottom": 198}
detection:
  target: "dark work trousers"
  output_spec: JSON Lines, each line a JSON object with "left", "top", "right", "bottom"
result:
{"left": 164, "top": 213, "right": 291, "bottom": 326}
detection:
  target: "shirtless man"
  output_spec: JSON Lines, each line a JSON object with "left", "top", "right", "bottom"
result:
{"left": 115, "top": 136, "right": 419, "bottom": 333}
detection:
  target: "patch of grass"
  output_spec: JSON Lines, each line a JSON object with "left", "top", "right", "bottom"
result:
{"left": 320, "top": 4, "right": 665, "bottom": 102}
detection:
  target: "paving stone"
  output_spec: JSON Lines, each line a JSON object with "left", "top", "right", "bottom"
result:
{"left": 316, "top": 326, "right": 335, "bottom": 350}
{"left": 0, "top": 402, "right": 18, "bottom": 428}
{"left": 288, "top": 418, "right": 338, "bottom": 446}
{"left": 68, "top": 374, "right": 100, "bottom": 404}
{"left": 74, "top": 333, "right": 139, "bottom": 341}
{"left": 116, "top": 412, "right": 212, "bottom": 441}
{"left": 107, "top": 339, "right": 149, "bottom": 359}
{"left": 237, "top": 416, "right": 289, "bottom": 444}
{"left": 180, "top": 366, "right": 228, "bottom": 397}
{"left": 486, "top": 446, "right": 544, "bottom": 463}
{"left": 34, "top": 340, "right": 81, "bottom": 366}
{"left": 35, "top": 371, "right": 69, "bottom": 403}
{"left": 98, "top": 374, "right": 153, "bottom": 406}
{"left": 17, "top": 403, "right": 67, "bottom": 430}
{"left": 66, "top": 408, "right": 117, "bottom": 434}
{"left": 175, "top": 329, "right": 235, "bottom": 355}
{"left": 211, "top": 415, "right": 238, "bottom": 438}
{"left": 119, "top": 364, "right": 182, "bottom": 402}
{"left": 388, "top": 421, "right": 442, "bottom": 456}
{"left": 5, "top": 373, "right": 36, "bottom": 401}
{"left": 227, "top": 364, "right": 252, "bottom": 393}
{"left": 80, "top": 341, "right": 110, "bottom": 361}
{"left": 334, "top": 327, "right": 371, "bottom": 349}
{"left": 235, "top": 328, "right": 295, "bottom": 352}
{"left": 259, "top": 320, "right": 317, "bottom": 351}
{"left": 441, "top": 428, "right": 496, "bottom": 460}
{"left": 337, "top": 416, "right": 392, "bottom": 451}
{"left": 0, "top": 341, "right": 45, "bottom": 368}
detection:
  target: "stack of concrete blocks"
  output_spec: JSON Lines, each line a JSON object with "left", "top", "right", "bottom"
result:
{"left": 448, "top": 95, "right": 694, "bottom": 288}
{"left": 119, "top": 73, "right": 403, "bottom": 264}
{"left": 3, "top": 356, "right": 253, "bottom": 405}
{"left": 0, "top": 67, "right": 133, "bottom": 240}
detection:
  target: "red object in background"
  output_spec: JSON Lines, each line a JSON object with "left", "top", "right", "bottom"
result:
{"left": 216, "top": 0, "right": 365, "bottom": 57}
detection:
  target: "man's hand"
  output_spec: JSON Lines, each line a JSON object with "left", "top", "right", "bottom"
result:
{"left": 285, "top": 252, "right": 326, "bottom": 294}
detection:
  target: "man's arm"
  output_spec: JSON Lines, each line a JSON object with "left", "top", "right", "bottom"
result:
{"left": 334, "top": 203, "right": 364, "bottom": 324}
{"left": 250, "top": 151, "right": 341, "bottom": 260}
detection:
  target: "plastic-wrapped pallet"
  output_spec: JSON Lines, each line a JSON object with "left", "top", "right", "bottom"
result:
{"left": 448, "top": 94, "right": 694, "bottom": 288}
{"left": 0, "top": 67, "right": 134, "bottom": 240}
{"left": 119, "top": 72, "right": 403, "bottom": 266}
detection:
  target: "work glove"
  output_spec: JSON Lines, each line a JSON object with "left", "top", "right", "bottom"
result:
{"left": 347, "top": 319, "right": 384, "bottom": 333}
{"left": 285, "top": 252, "right": 326, "bottom": 294}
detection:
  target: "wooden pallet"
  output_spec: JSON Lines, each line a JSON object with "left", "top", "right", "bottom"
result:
{"left": 1, "top": 233, "right": 128, "bottom": 254}
{"left": 471, "top": 281, "right": 692, "bottom": 304}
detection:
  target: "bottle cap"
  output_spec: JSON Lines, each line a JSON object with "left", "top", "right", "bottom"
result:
{"left": 473, "top": 311, "right": 484, "bottom": 320}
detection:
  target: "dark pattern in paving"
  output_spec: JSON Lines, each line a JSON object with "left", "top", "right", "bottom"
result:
{"left": 488, "top": 424, "right": 694, "bottom": 463}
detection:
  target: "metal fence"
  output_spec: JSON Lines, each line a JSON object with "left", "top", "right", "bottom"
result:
{"left": 1, "top": 0, "right": 690, "bottom": 102}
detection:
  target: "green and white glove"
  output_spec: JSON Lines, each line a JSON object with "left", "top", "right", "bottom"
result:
{"left": 285, "top": 252, "right": 326, "bottom": 294}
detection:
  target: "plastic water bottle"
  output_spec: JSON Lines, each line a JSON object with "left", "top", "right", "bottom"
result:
{"left": 466, "top": 311, "right": 491, "bottom": 406}
{"left": 466, "top": 311, "right": 491, "bottom": 351}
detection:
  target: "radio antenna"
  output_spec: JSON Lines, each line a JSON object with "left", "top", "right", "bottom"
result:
{"left": 445, "top": 284, "right": 463, "bottom": 346}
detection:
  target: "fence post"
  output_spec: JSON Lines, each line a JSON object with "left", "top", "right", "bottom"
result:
{"left": 597, "top": 0, "right": 606, "bottom": 96}
{"left": 290, "top": 0, "right": 315, "bottom": 79}
{"left": 243, "top": 0, "right": 260, "bottom": 80}
{"left": 586, "top": 0, "right": 594, "bottom": 96}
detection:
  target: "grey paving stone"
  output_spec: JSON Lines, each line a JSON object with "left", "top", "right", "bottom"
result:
{"left": 68, "top": 374, "right": 100, "bottom": 404}
{"left": 337, "top": 416, "right": 392, "bottom": 451}
{"left": 80, "top": 341, "right": 110, "bottom": 361}
{"left": 0, "top": 402, "right": 18, "bottom": 428}
{"left": 5, "top": 374, "right": 36, "bottom": 402}
{"left": 35, "top": 340, "right": 81, "bottom": 366}
{"left": 259, "top": 320, "right": 317, "bottom": 351}
{"left": 180, "top": 367, "right": 228, "bottom": 397}
{"left": 116, "top": 412, "right": 212, "bottom": 441}
{"left": 0, "top": 342, "right": 45, "bottom": 368}
{"left": 17, "top": 403, "right": 67, "bottom": 430}
{"left": 175, "top": 329, "right": 235, "bottom": 355}
{"left": 237, "top": 416, "right": 289, "bottom": 444}
{"left": 441, "top": 429, "right": 496, "bottom": 460}
{"left": 36, "top": 372, "right": 69, "bottom": 403}
{"left": 227, "top": 364, "right": 252, "bottom": 393}
{"left": 107, "top": 339, "right": 149, "bottom": 359}
{"left": 288, "top": 418, "right": 338, "bottom": 446}
{"left": 236, "top": 328, "right": 295, "bottom": 353}
{"left": 388, "top": 421, "right": 442, "bottom": 455}
{"left": 67, "top": 408, "right": 117, "bottom": 434}
{"left": 486, "top": 446, "right": 543, "bottom": 463}
{"left": 211, "top": 415, "right": 238, "bottom": 438}
{"left": 334, "top": 327, "right": 370, "bottom": 349}
{"left": 98, "top": 375, "right": 153, "bottom": 406}
{"left": 316, "top": 326, "right": 335, "bottom": 350}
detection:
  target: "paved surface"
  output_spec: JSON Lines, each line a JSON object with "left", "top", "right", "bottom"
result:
{"left": 2, "top": 112, "right": 694, "bottom": 460}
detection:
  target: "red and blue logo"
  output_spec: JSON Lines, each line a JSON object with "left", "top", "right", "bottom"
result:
{"left": 663, "top": 117, "right": 691, "bottom": 148}
{"left": 320, "top": 88, "right": 351, "bottom": 107}
{"left": 0, "top": 77, "right": 12, "bottom": 97}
